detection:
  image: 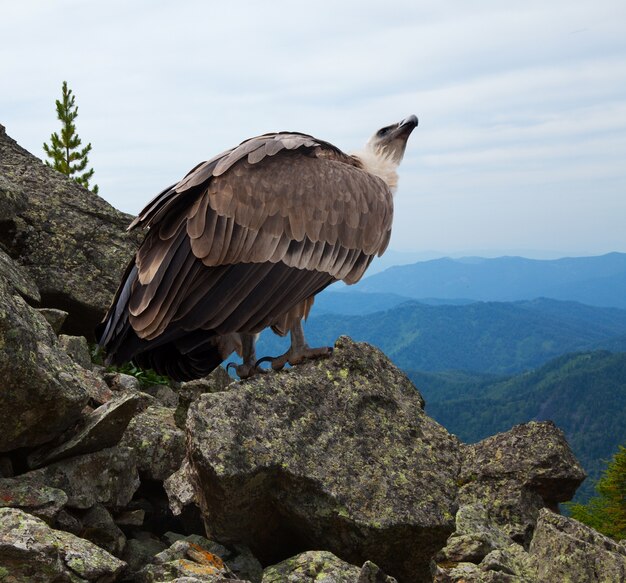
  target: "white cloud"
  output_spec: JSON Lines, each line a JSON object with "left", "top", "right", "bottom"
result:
{"left": 1, "top": 0, "right": 625, "bottom": 256}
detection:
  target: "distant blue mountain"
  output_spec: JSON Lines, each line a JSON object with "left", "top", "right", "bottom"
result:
{"left": 348, "top": 252, "right": 626, "bottom": 309}
{"left": 313, "top": 290, "right": 474, "bottom": 315}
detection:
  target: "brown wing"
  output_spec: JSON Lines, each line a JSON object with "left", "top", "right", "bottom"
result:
{"left": 99, "top": 132, "right": 393, "bottom": 377}
{"left": 123, "top": 133, "right": 393, "bottom": 342}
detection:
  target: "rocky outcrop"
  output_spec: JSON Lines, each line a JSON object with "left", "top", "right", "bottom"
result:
{"left": 0, "top": 508, "right": 126, "bottom": 581}
{"left": 0, "top": 123, "right": 140, "bottom": 338}
{"left": 529, "top": 509, "right": 626, "bottom": 582}
{"left": 0, "top": 125, "right": 618, "bottom": 582}
{"left": 458, "top": 421, "right": 586, "bottom": 545}
{"left": 0, "top": 258, "right": 91, "bottom": 451}
{"left": 262, "top": 551, "right": 397, "bottom": 582}
{"left": 187, "top": 337, "right": 459, "bottom": 583}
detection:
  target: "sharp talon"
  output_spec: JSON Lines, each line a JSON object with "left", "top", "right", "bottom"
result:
{"left": 254, "top": 356, "right": 276, "bottom": 368}
{"left": 226, "top": 362, "right": 237, "bottom": 373}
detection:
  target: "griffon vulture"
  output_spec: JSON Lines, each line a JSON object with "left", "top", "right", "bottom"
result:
{"left": 97, "top": 115, "right": 418, "bottom": 380}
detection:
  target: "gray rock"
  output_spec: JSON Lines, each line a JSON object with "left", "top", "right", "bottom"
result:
{"left": 164, "top": 459, "right": 197, "bottom": 516}
{"left": 80, "top": 503, "right": 126, "bottom": 556}
{"left": 263, "top": 550, "right": 396, "bottom": 582}
{"left": 105, "top": 371, "right": 143, "bottom": 392}
{"left": 0, "top": 274, "right": 90, "bottom": 452}
{"left": 479, "top": 544, "right": 532, "bottom": 579}
{"left": 358, "top": 561, "right": 398, "bottom": 582}
{"left": 0, "top": 477, "right": 67, "bottom": 523}
{"left": 0, "top": 246, "right": 40, "bottom": 303}
{"left": 55, "top": 508, "right": 83, "bottom": 535}
{"left": 0, "top": 507, "right": 126, "bottom": 581}
{"left": 187, "top": 337, "right": 459, "bottom": 583}
{"left": 138, "top": 539, "right": 237, "bottom": 582}
{"left": 122, "top": 534, "right": 169, "bottom": 575}
{"left": 162, "top": 534, "right": 262, "bottom": 583}
{"left": 142, "top": 383, "right": 180, "bottom": 407}
{"left": 120, "top": 405, "right": 186, "bottom": 481}
{"left": 458, "top": 421, "right": 586, "bottom": 544}
{"left": 263, "top": 550, "right": 360, "bottom": 582}
{"left": 115, "top": 508, "right": 146, "bottom": 527}
{"left": 175, "top": 367, "right": 233, "bottom": 429}
{"left": 529, "top": 508, "right": 626, "bottom": 582}
{"left": 28, "top": 391, "right": 143, "bottom": 468}
{"left": 123, "top": 534, "right": 168, "bottom": 569}
{"left": 226, "top": 544, "right": 264, "bottom": 583}
{"left": 58, "top": 333, "right": 93, "bottom": 370}
{"left": 0, "top": 125, "right": 141, "bottom": 339}
{"left": 37, "top": 307, "right": 69, "bottom": 333}
{"left": 15, "top": 446, "right": 139, "bottom": 511}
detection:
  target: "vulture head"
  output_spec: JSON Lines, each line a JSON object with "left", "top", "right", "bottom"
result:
{"left": 355, "top": 114, "right": 418, "bottom": 192}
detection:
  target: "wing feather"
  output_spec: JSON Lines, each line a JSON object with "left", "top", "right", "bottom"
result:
{"left": 102, "top": 131, "right": 393, "bottom": 373}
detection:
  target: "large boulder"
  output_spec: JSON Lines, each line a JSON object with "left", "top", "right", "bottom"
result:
{"left": 529, "top": 508, "right": 626, "bottom": 582}
{"left": 120, "top": 405, "right": 186, "bottom": 481}
{"left": 0, "top": 123, "right": 140, "bottom": 338}
{"left": 9, "top": 446, "right": 140, "bottom": 511}
{"left": 432, "top": 423, "right": 587, "bottom": 582}
{"left": 262, "top": 551, "right": 397, "bottom": 582}
{"left": 0, "top": 259, "right": 91, "bottom": 452}
{"left": 458, "top": 421, "right": 586, "bottom": 544}
{"left": 186, "top": 337, "right": 461, "bottom": 583}
{"left": 0, "top": 507, "right": 126, "bottom": 581}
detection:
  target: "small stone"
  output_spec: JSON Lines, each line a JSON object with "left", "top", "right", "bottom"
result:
{"left": 80, "top": 503, "right": 126, "bottom": 555}
{"left": 358, "top": 561, "right": 398, "bottom": 582}
{"left": 115, "top": 508, "right": 146, "bottom": 527}
{"left": 123, "top": 535, "right": 169, "bottom": 575}
{"left": 164, "top": 459, "right": 197, "bottom": 516}
{"left": 262, "top": 550, "right": 361, "bottom": 582}
{"left": 120, "top": 405, "right": 186, "bottom": 481}
{"left": 55, "top": 508, "right": 83, "bottom": 535}
{"left": 37, "top": 307, "right": 68, "bottom": 333}
{"left": 139, "top": 539, "right": 235, "bottom": 582}
{"left": 58, "top": 334, "right": 93, "bottom": 370}
{"left": 28, "top": 391, "right": 143, "bottom": 468}
{"left": 142, "top": 383, "right": 180, "bottom": 407}
{"left": 0, "top": 476, "right": 67, "bottom": 523}
{"left": 106, "top": 371, "right": 142, "bottom": 392}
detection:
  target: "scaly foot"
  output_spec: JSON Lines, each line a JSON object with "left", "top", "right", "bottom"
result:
{"left": 256, "top": 345, "right": 333, "bottom": 371}
{"left": 226, "top": 361, "right": 268, "bottom": 380}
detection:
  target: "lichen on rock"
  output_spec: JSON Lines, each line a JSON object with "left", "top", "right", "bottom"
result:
{"left": 187, "top": 337, "right": 460, "bottom": 583}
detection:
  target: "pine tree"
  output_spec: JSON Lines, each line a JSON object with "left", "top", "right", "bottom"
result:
{"left": 569, "top": 445, "right": 626, "bottom": 540}
{"left": 43, "top": 81, "right": 99, "bottom": 194}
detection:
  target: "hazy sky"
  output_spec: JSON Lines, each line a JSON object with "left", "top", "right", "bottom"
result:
{"left": 2, "top": 1, "right": 625, "bottom": 258}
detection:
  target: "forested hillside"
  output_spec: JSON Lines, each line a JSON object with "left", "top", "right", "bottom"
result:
{"left": 257, "top": 298, "right": 626, "bottom": 374}
{"left": 419, "top": 351, "right": 626, "bottom": 502}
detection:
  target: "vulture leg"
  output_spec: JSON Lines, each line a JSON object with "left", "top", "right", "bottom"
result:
{"left": 263, "top": 319, "right": 332, "bottom": 371}
{"left": 228, "top": 333, "right": 266, "bottom": 379}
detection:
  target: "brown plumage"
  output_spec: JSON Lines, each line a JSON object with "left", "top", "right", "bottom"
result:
{"left": 97, "top": 117, "right": 417, "bottom": 380}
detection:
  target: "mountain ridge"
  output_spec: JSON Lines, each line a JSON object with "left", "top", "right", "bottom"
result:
{"left": 346, "top": 252, "right": 626, "bottom": 308}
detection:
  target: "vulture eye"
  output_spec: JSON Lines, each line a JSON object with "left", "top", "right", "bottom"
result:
{"left": 377, "top": 127, "right": 392, "bottom": 137}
